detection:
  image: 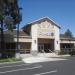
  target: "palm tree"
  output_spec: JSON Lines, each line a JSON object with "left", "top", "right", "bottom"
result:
{"left": 0, "top": 0, "right": 22, "bottom": 58}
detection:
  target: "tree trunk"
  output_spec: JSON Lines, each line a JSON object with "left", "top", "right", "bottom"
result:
{"left": 0, "top": 20, "right": 6, "bottom": 58}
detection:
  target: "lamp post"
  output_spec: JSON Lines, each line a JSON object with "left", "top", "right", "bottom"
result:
{"left": 16, "top": 7, "right": 22, "bottom": 59}
{"left": 15, "top": 22, "right": 20, "bottom": 59}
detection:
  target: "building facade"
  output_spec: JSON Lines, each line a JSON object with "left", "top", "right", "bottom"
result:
{"left": 0, "top": 17, "right": 75, "bottom": 55}
{"left": 23, "top": 17, "right": 61, "bottom": 54}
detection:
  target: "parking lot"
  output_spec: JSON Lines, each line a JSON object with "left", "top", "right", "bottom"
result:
{"left": 0, "top": 57, "right": 75, "bottom": 75}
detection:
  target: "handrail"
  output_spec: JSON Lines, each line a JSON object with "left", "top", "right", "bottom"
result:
{"left": 40, "top": 49, "right": 54, "bottom": 53}
{"left": 20, "top": 49, "right": 30, "bottom": 54}
{"left": 48, "top": 49, "right": 53, "bottom": 53}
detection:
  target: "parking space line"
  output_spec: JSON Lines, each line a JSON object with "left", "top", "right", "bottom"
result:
{"left": 34, "top": 70, "right": 57, "bottom": 75}
{"left": 0, "top": 65, "right": 42, "bottom": 74}
{"left": 0, "top": 63, "right": 31, "bottom": 69}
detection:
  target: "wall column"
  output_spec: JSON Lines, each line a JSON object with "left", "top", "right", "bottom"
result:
{"left": 54, "top": 26, "right": 60, "bottom": 54}
{"left": 31, "top": 24, "right": 38, "bottom": 56}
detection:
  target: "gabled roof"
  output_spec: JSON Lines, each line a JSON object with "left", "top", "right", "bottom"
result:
{"left": 23, "top": 17, "right": 61, "bottom": 29}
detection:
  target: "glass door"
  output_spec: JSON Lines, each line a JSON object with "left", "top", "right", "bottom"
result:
{"left": 38, "top": 44, "right": 44, "bottom": 53}
{"left": 44, "top": 44, "right": 50, "bottom": 53}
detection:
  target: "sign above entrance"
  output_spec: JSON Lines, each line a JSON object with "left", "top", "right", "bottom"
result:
{"left": 39, "top": 32, "right": 54, "bottom": 36}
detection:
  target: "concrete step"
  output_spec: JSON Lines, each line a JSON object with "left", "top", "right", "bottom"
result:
{"left": 20, "top": 53, "right": 59, "bottom": 58}
{"left": 37, "top": 53, "right": 59, "bottom": 57}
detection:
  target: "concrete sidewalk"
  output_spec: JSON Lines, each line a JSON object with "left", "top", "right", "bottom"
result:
{"left": 20, "top": 53, "right": 70, "bottom": 58}
{"left": 22, "top": 53, "right": 70, "bottom": 63}
{"left": 22, "top": 56, "right": 67, "bottom": 63}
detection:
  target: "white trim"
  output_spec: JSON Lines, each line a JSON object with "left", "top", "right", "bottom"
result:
{"left": 27, "top": 16, "right": 61, "bottom": 28}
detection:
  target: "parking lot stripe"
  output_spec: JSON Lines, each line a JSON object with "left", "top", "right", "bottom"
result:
{"left": 0, "top": 63, "right": 31, "bottom": 68}
{"left": 0, "top": 65, "right": 42, "bottom": 74}
{"left": 34, "top": 70, "right": 57, "bottom": 75}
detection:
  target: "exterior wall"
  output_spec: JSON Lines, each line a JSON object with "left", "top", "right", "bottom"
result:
{"left": 54, "top": 26, "right": 60, "bottom": 52}
{"left": 37, "top": 20, "right": 55, "bottom": 39}
{"left": 37, "top": 20, "right": 60, "bottom": 52}
{"left": 31, "top": 20, "right": 60, "bottom": 54}
{"left": 31, "top": 24, "right": 38, "bottom": 55}
{"left": 60, "top": 39, "right": 75, "bottom": 43}
{"left": 0, "top": 36, "right": 32, "bottom": 43}
{"left": 14, "top": 37, "right": 32, "bottom": 42}
{"left": 38, "top": 39, "right": 52, "bottom": 43}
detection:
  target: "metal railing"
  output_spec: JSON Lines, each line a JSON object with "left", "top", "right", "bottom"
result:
{"left": 48, "top": 49, "right": 54, "bottom": 53}
{"left": 39, "top": 49, "right": 54, "bottom": 53}
{"left": 61, "top": 48, "right": 75, "bottom": 53}
{"left": 20, "top": 49, "right": 30, "bottom": 54}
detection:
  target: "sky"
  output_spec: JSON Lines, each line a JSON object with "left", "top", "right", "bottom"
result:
{"left": 19, "top": 0, "right": 75, "bottom": 36}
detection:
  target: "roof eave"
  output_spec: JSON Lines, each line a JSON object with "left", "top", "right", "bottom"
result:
{"left": 23, "top": 16, "right": 61, "bottom": 29}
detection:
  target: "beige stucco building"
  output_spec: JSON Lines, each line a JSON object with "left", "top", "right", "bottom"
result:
{"left": 0, "top": 17, "right": 75, "bottom": 55}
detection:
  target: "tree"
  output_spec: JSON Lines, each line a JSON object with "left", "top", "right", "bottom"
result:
{"left": 0, "top": 0, "right": 22, "bottom": 58}
{"left": 64, "top": 29, "right": 73, "bottom": 38}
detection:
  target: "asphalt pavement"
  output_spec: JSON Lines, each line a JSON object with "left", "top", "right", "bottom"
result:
{"left": 0, "top": 56, "right": 75, "bottom": 75}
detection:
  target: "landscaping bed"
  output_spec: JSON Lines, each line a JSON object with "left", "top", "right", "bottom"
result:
{"left": 0, "top": 57, "right": 21, "bottom": 63}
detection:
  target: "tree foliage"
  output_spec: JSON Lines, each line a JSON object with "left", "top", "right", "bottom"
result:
{"left": 0, "top": 0, "right": 22, "bottom": 31}
{"left": 64, "top": 29, "right": 73, "bottom": 38}
{"left": 0, "top": 0, "right": 22, "bottom": 58}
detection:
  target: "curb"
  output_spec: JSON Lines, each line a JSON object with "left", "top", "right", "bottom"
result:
{"left": 0, "top": 61, "right": 23, "bottom": 65}
{"left": 59, "top": 55, "right": 70, "bottom": 57}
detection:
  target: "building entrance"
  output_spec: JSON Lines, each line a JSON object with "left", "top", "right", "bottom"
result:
{"left": 38, "top": 39, "right": 54, "bottom": 53}
{"left": 38, "top": 43, "right": 52, "bottom": 53}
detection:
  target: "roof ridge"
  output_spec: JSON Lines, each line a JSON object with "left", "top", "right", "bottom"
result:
{"left": 25, "top": 16, "right": 61, "bottom": 28}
